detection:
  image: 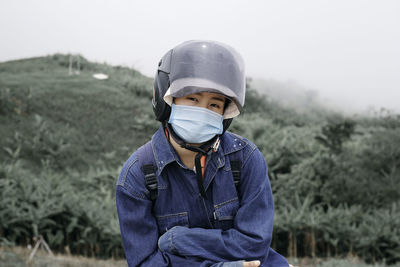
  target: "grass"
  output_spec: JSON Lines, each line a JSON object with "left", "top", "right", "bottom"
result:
{"left": 0, "top": 246, "right": 128, "bottom": 267}
{"left": 288, "top": 257, "right": 400, "bottom": 267}
{"left": 2, "top": 247, "right": 399, "bottom": 267}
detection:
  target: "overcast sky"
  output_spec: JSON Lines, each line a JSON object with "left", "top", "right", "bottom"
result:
{"left": 1, "top": 0, "right": 399, "bottom": 113}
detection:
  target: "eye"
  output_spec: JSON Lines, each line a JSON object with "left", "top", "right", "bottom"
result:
{"left": 210, "top": 103, "right": 221, "bottom": 109}
{"left": 186, "top": 97, "right": 198, "bottom": 102}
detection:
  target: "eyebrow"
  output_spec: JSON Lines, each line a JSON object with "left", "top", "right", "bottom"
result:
{"left": 192, "top": 93, "right": 225, "bottom": 103}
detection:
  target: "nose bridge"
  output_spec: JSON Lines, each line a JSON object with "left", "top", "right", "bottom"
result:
{"left": 198, "top": 96, "right": 210, "bottom": 109}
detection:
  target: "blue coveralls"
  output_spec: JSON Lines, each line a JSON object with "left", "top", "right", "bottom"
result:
{"left": 116, "top": 127, "right": 289, "bottom": 267}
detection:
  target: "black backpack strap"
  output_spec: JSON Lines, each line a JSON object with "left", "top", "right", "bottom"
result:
{"left": 137, "top": 142, "right": 158, "bottom": 201}
{"left": 230, "top": 160, "right": 241, "bottom": 189}
{"left": 143, "top": 164, "right": 157, "bottom": 201}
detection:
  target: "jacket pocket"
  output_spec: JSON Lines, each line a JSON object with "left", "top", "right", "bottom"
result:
{"left": 155, "top": 212, "right": 189, "bottom": 235}
{"left": 213, "top": 198, "right": 239, "bottom": 230}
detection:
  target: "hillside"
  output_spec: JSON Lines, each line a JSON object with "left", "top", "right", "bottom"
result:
{"left": 0, "top": 54, "right": 324, "bottom": 173}
{"left": 0, "top": 54, "right": 158, "bottom": 172}
{"left": 1, "top": 55, "right": 400, "bottom": 264}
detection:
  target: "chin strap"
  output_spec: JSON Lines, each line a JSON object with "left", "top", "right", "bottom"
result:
{"left": 165, "top": 123, "right": 220, "bottom": 199}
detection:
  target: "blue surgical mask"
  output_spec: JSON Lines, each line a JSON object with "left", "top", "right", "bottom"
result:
{"left": 168, "top": 104, "right": 224, "bottom": 144}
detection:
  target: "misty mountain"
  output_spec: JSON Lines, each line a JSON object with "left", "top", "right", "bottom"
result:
{"left": 251, "top": 78, "right": 330, "bottom": 114}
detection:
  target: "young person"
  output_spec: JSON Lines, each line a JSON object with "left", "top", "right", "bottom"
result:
{"left": 116, "top": 40, "right": 289, "bottom": 267}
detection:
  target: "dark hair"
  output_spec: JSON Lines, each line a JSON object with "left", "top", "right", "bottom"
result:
{"left": 224, "top": 98, "right": 231, "bottom": 112}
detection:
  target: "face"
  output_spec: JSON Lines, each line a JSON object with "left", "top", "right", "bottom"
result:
{"left": 174, "top": 92, "right": 226, "bottom": 115}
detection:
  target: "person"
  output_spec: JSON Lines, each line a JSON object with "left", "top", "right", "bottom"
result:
{"left": 116, "top": 40, "right": 289, "bottom": 267}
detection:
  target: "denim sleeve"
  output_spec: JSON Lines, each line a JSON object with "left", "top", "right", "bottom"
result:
{"left": 158, "top": 148, "right": 275, "bottom": 263}
{"left": 116, "top": 183, "right": 170, "bottom": 267}
{"left": 116, "top": 159, "right": 209, "bottom": 267}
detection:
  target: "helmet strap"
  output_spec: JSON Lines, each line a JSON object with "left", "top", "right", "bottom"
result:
{"left": 164, "top": 122, "right": 218, "bottom": 155}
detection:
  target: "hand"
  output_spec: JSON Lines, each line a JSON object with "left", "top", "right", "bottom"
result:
{"left": 243, "top": 260, "right": 260, "bottom": 267}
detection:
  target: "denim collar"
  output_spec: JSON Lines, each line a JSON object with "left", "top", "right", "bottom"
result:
{"left": 151, "top": 126, "right": 231, "bottom": 176}
{"left": 151, "top": 126, "right": 180, "bottom": 176}
{"left": 151, "top": 126, "right": 249, "bottom": 178}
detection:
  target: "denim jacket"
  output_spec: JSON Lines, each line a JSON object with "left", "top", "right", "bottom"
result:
{"left": 116, "top": 127, "right": 288, "bottom": 267}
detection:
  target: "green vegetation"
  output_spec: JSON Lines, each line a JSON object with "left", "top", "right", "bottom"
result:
{"left": 0, "top": 54, "right": 156, "bottom": 259}
{"left": 1, "top": 55, "right": 399, "bottom": 265}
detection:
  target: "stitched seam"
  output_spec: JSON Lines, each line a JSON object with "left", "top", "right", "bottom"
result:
{"left": 155, "top": 212, "right": 188, "bottom": 219}
{"left": 214, "top": 197, "right": 239, "bottom": 208}
{"left": 243, "top": 146, "right": 257, "bottom": 168}
{"left": 120, "top": 158, "right": 138, "bottom": 186}
{"left": 117, "top": 184, "right": 146, "bottom": 200}
{"left": 151, "top": 140, "right": 160, "bottom": 173}
{"left": 204, "top": 167, "right": 217, "bottom": 193}
{"left": 152, "top": 136, "right": 177, "bottom": 176}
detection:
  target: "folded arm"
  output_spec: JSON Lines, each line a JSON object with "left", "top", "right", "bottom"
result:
{"left": 116, "top": 161, "right": 252, "bottom": 267}
{"left": 158, "top": 148, "right": 274, "bottom": 262}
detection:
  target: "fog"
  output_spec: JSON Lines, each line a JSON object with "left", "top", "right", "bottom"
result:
{"left": 1, "top": 0, "right": 399, "bottom": 114}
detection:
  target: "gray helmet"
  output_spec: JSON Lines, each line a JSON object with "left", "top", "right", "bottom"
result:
{"left": 153, "top": 40, "right": 246, "bottom": 125}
